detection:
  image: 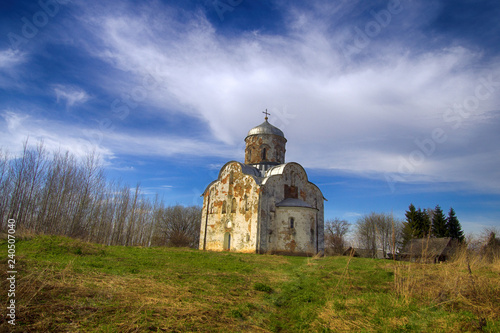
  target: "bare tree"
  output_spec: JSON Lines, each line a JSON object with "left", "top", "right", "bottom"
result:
{"left": 480, "top": 227, "right": 500, "bottom": 262}
{"left": 355, "top": 212, "right": 403, "bottom": 258}
{"left": 0, "top": 148, "right": 12, "bottom": 228}
{"left": 324, "top": 218, "right": 351, "bottom": 255}
{"left": 158, "top": 205, "right": 201, "bottom": 247}
{"left": 1, "top": 138, "right": 203, "bottom": 248}
{"left": 356, "top": 213, "right": 378, "bottom": 257}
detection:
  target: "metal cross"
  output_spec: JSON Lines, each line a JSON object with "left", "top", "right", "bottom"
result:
{"left": 262, "top": 109, "right": 270, "bottom": 120}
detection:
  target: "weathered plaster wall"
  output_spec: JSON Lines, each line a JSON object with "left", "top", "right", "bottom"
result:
{"left": 199, "top": 162, "right": 260, "bottom": 253}
{"left": 200, "top": 160, "right": 325, "bottom": 256}
{"left": 272, "top": 206, "right": 317, "bottom": 255}
{"left": 258, "top": 163, "right": 325, "bottom": 255}
{"left": 245, "top": 134, "right": 286, "bottom": 165}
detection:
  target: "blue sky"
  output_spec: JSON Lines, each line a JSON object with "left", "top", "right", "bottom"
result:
{"left": 1, "top": 0, "right": 499, "bottom": 235}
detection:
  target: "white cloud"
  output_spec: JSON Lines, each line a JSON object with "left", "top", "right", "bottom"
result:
{"left": 0, "top": 49, "right": 24, "bottom": 69}
{"left": 0, "top": 109, "right": 234, "bottom": 165}
{"left": 1, "top": 110, "right": 112, "bottom": 160}
{"left": 54, "top": 85, "right": 90, "bottom": 107}
{"left": 41, "top": 2, "right": 500, "bottom": 192}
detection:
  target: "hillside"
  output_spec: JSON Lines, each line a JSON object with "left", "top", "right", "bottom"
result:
{"left": 1, "top": 235, "right": 499, "bottom": 332}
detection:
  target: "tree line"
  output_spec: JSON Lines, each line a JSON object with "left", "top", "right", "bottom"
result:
{"left": 325, "top": 204, "right": 466, "bottom": 257}
{"left": 0, "top": 140, "right": 201, "bottom": 247}
{"left": 402, "top": 204, "right": 465, "bottom": 246}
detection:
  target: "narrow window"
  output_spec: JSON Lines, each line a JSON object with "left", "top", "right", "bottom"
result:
{"left": 289, "top": 217, "right": 295, "bottom": 229}
{"left": 222, "top": 201, "right": 227, "bottom": 214}
{"left": 228, "top": 172, "right": 234, "bottom": 195}
{"left": 244, "top": 195, "right": 249, "bottom": 211}
{"left": 231, "top": 197, "right": 237, "bottom": 213}
{"left": 262, "top": 148, "right": 267, "bottom": 160}
{"left": 224, "top": 233, "right": 231, "bottom": 250}
{"left": 246, "top": 148, "right": 252, "bottom": 162}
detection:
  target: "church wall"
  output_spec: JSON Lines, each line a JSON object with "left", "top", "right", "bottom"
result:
{"left": 199, "top": 120, "right": 325, "bottom": 256}
{"left": 272, "top": 207, "right": 318, "bottom": 255}
{"left": 258, "top": 163, "right": 325, "bottom": 255}
{"left": 245, "top": 134, "right": 286, "bottom": 165}
{"left": 199, "top": 162, "right": 260, "bottom": 253}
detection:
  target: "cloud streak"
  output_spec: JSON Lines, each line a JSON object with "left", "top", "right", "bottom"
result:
{"left": 67, "top": 1, "right": 500, "bottom": 193}
{"left": 54, "top": 85, "right": 90, "bottom": 107}
{"left": 1, "top": 0, "right": 499, "bottom": 202}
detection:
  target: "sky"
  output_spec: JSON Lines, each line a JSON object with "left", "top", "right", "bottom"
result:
{"left": 1, "top": 0, "right": 499, "bottom": 236}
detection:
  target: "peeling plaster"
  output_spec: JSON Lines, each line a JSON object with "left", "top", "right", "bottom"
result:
{"left": 200, "top": 124, "right": 325, "bottom": 256}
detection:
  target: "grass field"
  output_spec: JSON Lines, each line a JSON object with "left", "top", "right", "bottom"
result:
{"left": 1, "top": 235, "right": 499, "bottom": 332}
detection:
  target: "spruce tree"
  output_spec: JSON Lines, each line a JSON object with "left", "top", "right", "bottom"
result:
{"left": 402, "top": 204, "right": 418, "bottom": 246}
{"left": 431, "top": 205, "right": 447, "bottom": 237}
{"left": 446, "top": 207, "right": 464, "bottom": 242}
{"left": 415, "top": 208, "right": 431, "bottom": 237}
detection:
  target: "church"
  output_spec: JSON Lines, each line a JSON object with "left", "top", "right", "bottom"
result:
{"left": 199, "top": 112, "right": 325, "bottom": 256}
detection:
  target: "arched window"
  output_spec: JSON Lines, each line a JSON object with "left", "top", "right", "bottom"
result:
{"left": 289, "top": 217, "right": 295, "bottom": 229}
{"left": 231, "top": 197, "right": 237, "bottom": 213}
{"left": 261, "top": 148, "right": 267, "bottom": 160}
{"left": 222, "top": 201, "right": 227, "bottom": 214}
{"left": 224, "top": 232, "right": 231, "bottom": 251}
{"left": 246, "top": 148, "right": 252, "bottom": 162}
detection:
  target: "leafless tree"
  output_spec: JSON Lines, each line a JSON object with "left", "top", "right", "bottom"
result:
{"left": 355, "top": 212, "right": 403, "bottom": 258}
{"left": 480, "top": 227, "right": 500, "bottom": 262}
{"left": 324, "top": 218, "right": 351, "bottom": 255}
{"left": 158, "top": 205, "right": 201, "bottom": 247}
{"left": 1, "top": 139, "right": 203, "bottom": 248}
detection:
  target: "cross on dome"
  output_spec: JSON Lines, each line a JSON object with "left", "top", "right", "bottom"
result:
{"left": 262, "top": 109, "right": 270, "bottom": 121}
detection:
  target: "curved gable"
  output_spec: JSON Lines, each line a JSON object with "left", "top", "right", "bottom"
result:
{"left": 263, "top": 162, "right": 307, "bottom": 183}
{"left": 202, "top": 161, "right": 261, "bottom": 196}
{"left": 262, "top": 162, "right": 325, "bottom": 200}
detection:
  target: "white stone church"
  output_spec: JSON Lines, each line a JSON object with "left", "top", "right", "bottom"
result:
{"left": 199, "top": 113, "right": 325, "bottom": 256}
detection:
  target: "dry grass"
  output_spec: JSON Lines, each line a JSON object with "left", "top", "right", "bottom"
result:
{"left": 393, "top": 247, "right": 500, "bottom": 330}
{"left": 2, "top": 262, "right": 270, "bottom": 332}
{"left": 2, "top": 235, "right": 499, "bottom": 332}
{"left": 1, "top": 236, "right": 282, "bottom": 332}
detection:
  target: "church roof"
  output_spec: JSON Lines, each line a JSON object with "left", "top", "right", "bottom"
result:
{"left": 246, "top": 120, "right": 285, "bottom": 138}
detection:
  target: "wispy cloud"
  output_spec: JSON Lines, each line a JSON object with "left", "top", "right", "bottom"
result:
{"left": 0, "top": 109, "right": 234, "bottom": 163}
{"left": 0, "top": 48, "right": 25, "bottom": 69}
{"left": 1, "top": 110, "right": 113, "bottom": 159}
{"left": 1, "top": 0, "right": 499, "bottom": 198}
{"left": 54, "top": 85, "right": 90, "bottom": 107}
{"left": 71, "top": 1, "right": 500, "bottom": 192}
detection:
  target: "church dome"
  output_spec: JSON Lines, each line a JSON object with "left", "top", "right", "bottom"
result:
{"left": 246, "top": 120, "right": 285, "bottom": 138}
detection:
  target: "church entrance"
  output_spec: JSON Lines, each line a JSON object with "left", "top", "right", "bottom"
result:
{"left": 223, "top": 232, "right": 231, "bottom": 251}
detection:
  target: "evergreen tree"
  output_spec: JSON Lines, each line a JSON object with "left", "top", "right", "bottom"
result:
{"left": 446, "top": 207, "right": 464, "bottom": 242}
{"left": 402, "top": 204, "right": 418, "bottom": 246}
{"left": 431, "top": 205, "right": 447, "bottom": 237}
{"left": 402, "top": 203, "right": 433, "bottom": 246}
{"left": 415, "top": 208, "right": 431, "bottom": 237}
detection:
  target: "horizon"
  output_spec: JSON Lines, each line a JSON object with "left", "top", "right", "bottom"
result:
{"left": 1, "top": 0, "right": 499, "bottom": 235}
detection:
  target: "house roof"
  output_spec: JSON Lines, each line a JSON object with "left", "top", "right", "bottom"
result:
{"left": 343, "top": 247, "right": 385, "bottom": 258}
{"left": 401, "top": 237, "right": 455, "bottom": 257}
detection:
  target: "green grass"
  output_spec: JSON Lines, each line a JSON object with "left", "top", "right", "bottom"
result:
{"left": 1, "top": 235, "right": 499, "bottom": 332}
